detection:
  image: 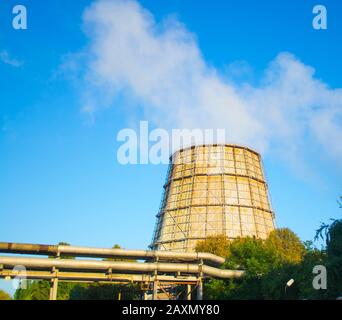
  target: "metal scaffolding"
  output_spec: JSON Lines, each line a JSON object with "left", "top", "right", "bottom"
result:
{"left": 151, "top": 144, "right": 276, "bottom": 252}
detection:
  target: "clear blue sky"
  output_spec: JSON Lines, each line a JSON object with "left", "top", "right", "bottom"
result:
{"left": 0, "top": 0, "right": 341, "bottom": 295}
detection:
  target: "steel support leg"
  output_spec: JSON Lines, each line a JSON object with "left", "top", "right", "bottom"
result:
{"left": 152, "top": 269, "right": 158, "bottom": 300}
{"left": 186, "top": 284, "right": 192, "bottom": 300}
{"left": 196, "top": 280, "right": 203, "bottom": 300}
{"left": 49, "top": 278, "right": 58, "bottom": 301}
{"left": 152, "top": 280, "right": 158, "bottom": 300}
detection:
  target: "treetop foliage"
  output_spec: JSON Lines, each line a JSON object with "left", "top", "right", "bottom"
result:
{"left": 265, "top": 228, "right": 305, "bottom": 264}
{"left": 195, "top": 234, "right": 230, "bottom": 258}
{"left": 0, "top": 289, "right": 11, "bottom": 300}
{"left": 195, "top": 204, "right": 341, "bottom": 300}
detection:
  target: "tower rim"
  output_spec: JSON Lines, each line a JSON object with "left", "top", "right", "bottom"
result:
{"left": 170, "top": 143, "right": 260, "bottom": 161}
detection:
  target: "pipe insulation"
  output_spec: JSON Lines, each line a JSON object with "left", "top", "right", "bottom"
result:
{"left": 0, "top": 256, "right": 244, "bottom": 279}
{"left": 0, "top": 242, "right": 225, "bottom": 265}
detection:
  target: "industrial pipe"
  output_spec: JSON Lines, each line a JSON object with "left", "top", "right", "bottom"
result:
{"left": 0, "top": 242, "right": 225, "bottom": 265}
{"left": 0, "top": 256, "right": 244, "bottom": 279}
{"left": 0, "top": 269, "right": 199, "bottom": 283}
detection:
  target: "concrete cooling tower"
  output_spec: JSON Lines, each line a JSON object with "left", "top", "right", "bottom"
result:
{"left": 151, "top": 144, "right": 276, "bottom": 252}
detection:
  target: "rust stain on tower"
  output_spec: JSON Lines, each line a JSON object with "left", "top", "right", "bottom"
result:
{"left": 151, "top": 144, "right": 276, "bottom": 252}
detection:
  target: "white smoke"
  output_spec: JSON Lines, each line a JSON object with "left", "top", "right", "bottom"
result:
{"left": 73, "top": 0, "right": 342, "bottom": 165}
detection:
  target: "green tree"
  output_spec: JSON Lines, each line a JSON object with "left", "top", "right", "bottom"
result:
{"left": 224, "top": 237, "right": 278, "bottom": 275}
{"left": 202, "top": 236, "right": 280, "bottom": 300}
{"left": 325, "top": 219, "right": 342, "bottom": 298}
{"left": 14, "top": 280, "right": 78, "bottom": 300}
{"left": 261, "top": 248, "right": 325, "bottom": 300}
{"left": 200, "top": 229, "right": 311, "bottom": 300}
{"left": 195, "top": 234, "right": 230, "bottom": 258}
{"left": 265, "top": 228, "right": 305, "bottom": 264}
{"left": 314, "top": 197, "right": 342, "bottom": 299}
{"left": 221, "top": 237, "right": 280, "bottom": 300}
{"left": 69, "top": 283, "right": 140, "bottom": 300}
{"left": 14, "top": 280, "right": 50, "bottom": 300}
{"left": 0, "top": 289, "right": 11, "bottom": 300}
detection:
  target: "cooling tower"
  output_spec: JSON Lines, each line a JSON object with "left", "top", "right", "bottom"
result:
{"left": 151, "top": 144, "right": 275, "bottom": 252}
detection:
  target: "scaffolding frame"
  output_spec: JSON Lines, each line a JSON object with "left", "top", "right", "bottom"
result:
{"left": 151, "top": 144, "right": 276, "bottom": 252}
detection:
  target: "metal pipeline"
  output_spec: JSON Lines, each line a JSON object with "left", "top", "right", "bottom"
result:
{"left": 0, "top": 242, "right": 225, "bottom": 265}
{"left": 0, "top": 256, "right": 244, "bottom": 279}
